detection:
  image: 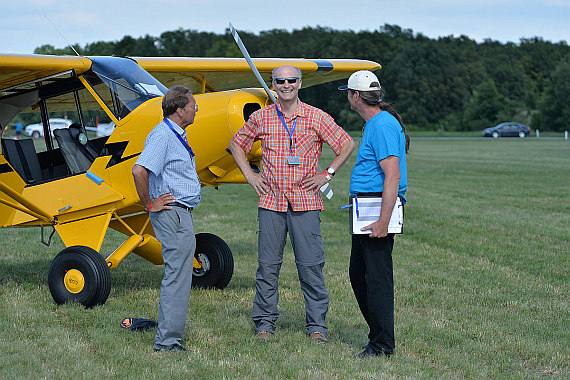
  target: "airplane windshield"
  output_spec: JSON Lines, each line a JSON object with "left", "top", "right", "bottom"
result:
{"left": 87, "top": 57, "right": 167, "bottom": 116}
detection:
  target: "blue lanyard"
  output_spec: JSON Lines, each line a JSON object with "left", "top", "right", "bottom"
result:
{"left": 163, "top": 118, "right": 195, "bottom": 157}
{"left": 275, "top": 107, "right": 297, "bottom": 154}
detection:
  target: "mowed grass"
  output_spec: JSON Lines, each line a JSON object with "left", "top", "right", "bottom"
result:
{"left": 0, "top": 139, "right": 568, "bottom": 379}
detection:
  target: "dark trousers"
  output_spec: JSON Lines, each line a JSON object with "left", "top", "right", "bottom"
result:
{"left": 349, "top": 234, "right": 395, "bottom": 354}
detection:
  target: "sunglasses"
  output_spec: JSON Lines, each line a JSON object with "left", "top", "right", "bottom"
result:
{"left": 274, "top": 77, "right": 299, "bottom": 85}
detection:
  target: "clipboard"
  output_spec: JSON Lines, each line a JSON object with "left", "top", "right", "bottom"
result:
{"left": 349, "top": 195, "right": 404, "bottom": 234}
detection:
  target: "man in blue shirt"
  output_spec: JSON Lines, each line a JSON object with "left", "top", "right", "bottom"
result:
{"left": 132, "top": 85, "right": 200, "bottom": 352}
{"left": 339, "top": 70, "right": 410, "bottom": 358}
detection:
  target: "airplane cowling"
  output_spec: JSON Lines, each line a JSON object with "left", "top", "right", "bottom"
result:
{"left": 188, "top": 88, "right": 269, "bottom": 187}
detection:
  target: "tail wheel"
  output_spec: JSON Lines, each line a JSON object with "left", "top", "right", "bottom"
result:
{"left": 192, "top": 233, "right": 234, "bottom": 289}
{"left": 48, "top": 246, "right": 111, "bottom": 308}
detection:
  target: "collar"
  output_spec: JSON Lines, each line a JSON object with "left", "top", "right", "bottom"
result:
{"left": 275, "top": 100, "right": 306, "bottom": 121}
{"left": 165, "top": 117, "right": 186, "bottom": 136}
{"left": 364, "top": 110, "right": 384, "bottom": 126}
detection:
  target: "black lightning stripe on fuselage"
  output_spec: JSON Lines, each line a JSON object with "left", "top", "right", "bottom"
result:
{"left": 0, "top": 163, "right": 13, "bottom": 174}
{"left": 103, "top": 141, "right": 140, "bottom": 168}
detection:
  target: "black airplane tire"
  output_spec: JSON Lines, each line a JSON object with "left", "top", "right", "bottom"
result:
{"left": 192, "top": 233, "right": 234, "bottom": 289}
{"left": 48, "top": 245, "right": 111, "bottom": 308}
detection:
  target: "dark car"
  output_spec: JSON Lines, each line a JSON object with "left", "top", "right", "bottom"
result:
{"left": 483, "top": 122, "right": 531, "bottom": 138}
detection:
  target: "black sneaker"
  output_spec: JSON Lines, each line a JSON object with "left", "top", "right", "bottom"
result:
{"left": 354, "top": 346, "right": 392, "bottom": 358}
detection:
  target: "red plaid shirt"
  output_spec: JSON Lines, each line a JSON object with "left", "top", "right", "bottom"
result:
{"left": 232, "top": 101, "right": 352, "bottom": 212}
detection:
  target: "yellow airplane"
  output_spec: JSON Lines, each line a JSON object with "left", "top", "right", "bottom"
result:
{"left": 0, "top": 53, "right": 380, "bottom": 307}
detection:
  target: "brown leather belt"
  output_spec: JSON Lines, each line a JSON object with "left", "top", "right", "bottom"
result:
{"left": 166, "top": 202, "right": 193, "bottom": 211}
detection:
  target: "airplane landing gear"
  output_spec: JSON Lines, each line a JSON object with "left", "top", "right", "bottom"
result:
{"left": 192, "top": 233, "right": 234, "bottom": 289}
{"left": 46, "top": 233, "right": 233, "bottom": 307}
{"left": 48, "top": 246, "right": 111, "bottom": 308}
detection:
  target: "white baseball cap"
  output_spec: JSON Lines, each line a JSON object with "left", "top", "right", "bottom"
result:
{"left": 338, "top": 70, "right": 381, "bottom": 91}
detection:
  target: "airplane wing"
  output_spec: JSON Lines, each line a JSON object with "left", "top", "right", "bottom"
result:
{"left": 133, "top": 57, "right": 381, "bottom": 94}
{"left": 0, "top": 54, "right": 92, "bottom": 93}
{"left": 0, "top": 54, "right": 380, "bottom": 97}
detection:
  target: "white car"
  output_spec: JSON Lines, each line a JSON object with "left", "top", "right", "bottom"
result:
{"left": 96, "top": 122, "right": 115, "bottom": 137}
{"left": 25, "top": 118, "right": 73, "bottom": 138}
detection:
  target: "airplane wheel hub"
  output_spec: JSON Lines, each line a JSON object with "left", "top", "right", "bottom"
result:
{"left": 64, "top": 269, "right": 85, "bottom": 294}
{"left": 193, "top": 253, "right": 211, "bottom": 277}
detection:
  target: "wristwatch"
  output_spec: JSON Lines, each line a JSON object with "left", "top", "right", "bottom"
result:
{"left": 326, "top": 167, "right": 336, "bottom": 177}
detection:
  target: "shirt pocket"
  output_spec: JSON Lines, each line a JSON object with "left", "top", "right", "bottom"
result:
{"left": 295, "top": 132, "right": 318, "bottom": 157}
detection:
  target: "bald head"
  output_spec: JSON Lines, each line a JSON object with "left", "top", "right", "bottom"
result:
{"left": 272, "top": 65, "right": 302, "bottom": 81}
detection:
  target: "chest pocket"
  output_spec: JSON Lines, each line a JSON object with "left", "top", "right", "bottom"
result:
{"left": 295, "top": 132, "right": 318, "bottom": 157}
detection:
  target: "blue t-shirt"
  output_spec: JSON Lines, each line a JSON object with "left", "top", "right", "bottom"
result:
{"left": 349, "top": 111, "right": 407, "bottom": 202}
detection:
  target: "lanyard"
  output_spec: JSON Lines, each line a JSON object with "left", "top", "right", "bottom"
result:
{"left": 163, "top": 118, "right": 195, "bottom": 157}
{"left": 275, "top": 107, "right": 297, "bottom": 154}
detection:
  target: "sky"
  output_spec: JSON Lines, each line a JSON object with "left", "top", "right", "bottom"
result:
{"left": 1, "top": 0, "right": 568, "bottom": 55}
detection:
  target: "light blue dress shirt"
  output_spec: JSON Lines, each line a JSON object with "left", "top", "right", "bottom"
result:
{"left": 135, "top": 118, "right": 201, "bottom": 207}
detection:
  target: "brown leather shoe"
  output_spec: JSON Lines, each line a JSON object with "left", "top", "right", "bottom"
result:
{"left": 309, "top": 331, "right": 328, "bottom": 344}
{"left": 256, "top": 331, "right": 273, "bottom": 341}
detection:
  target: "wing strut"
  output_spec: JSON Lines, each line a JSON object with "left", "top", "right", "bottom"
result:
{"left": 229, "top": 23, "right": 276, "bottom": 104}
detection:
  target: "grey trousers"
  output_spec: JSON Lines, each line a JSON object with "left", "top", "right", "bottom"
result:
{"left": 149, "top": 207, "right": 195, "bottom": 350}
{"left": 253, "top": 207, "right": 329, "bottom": 336}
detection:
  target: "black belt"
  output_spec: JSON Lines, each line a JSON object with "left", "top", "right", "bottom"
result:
{"left": 166, "top": 202, "right": 193, "bottom": 211}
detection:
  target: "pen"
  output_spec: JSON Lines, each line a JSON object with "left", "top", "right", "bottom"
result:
{"left": 355, "top": 197, "right": 359, "bottom": 218}
{"left": 337, "top": 204, "right": 352, "bottom": 210}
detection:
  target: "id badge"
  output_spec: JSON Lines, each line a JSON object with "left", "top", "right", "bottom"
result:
{"left": 287, "top": 156, "right": 300, "bottom": 165}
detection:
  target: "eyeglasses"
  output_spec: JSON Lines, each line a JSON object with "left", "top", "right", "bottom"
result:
{"left": 184, "top": 103, "right": 198, "bottom": 111}
{"left": 274, "top": 77, "right": 299, "bottom": 85}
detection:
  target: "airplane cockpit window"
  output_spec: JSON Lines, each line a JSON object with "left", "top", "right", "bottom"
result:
{"left": 1, "top": 72, "right": 114, "bottom": 185}
{"left": 85, "top": 57, "right": 167, "bottom": 118}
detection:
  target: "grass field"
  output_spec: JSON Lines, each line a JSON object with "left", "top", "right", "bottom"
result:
{"left": 0, "top": 138, "right": 568, "bottom": 379}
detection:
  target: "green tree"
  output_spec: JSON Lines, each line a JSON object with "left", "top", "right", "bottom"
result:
{"left": 462, "top": 78, "right": 504, "bottom": 130}
{"left": 34, "top": 44, "right": 82, "bottom": 55}
{"left": 205, "top": 40, "right": 241, "bottom": 57}
{"left": 540, "top": 59, "right": 570, "bottom": 132}
{"left": 31, "top": 25, "right": 570, "bottom": 131}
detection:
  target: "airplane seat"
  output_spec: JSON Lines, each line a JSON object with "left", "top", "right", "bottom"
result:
{"left": 1, "top": 138, "right": 44, "bottom": 184}
{"left": 54, "top": 123, "right": 99, "bottom": 175}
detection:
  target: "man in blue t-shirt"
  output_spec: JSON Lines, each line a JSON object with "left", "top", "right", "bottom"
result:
{"left": 339, "top": 70, "right": 410, "bottom": 358}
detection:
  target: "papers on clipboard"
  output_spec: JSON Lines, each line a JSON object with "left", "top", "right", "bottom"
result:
{"left": 350, "top": 196, "right": 404, "bottom": 234}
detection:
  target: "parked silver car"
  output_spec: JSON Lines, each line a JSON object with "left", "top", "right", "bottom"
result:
{"left": 483, "top": 122, "right": 531, "bottom": 138}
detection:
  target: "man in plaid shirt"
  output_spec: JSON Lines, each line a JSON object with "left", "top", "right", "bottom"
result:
{"left": 230, "top": 65, "right": 354, "bottom": 343}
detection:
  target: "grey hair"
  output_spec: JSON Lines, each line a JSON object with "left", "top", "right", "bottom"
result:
{"left": 162, "top": 86, "right": 193, "bottom": 117}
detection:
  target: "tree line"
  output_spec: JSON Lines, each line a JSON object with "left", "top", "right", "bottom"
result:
{"left": 35, "top": 24, "right": 570, "bottom": 132}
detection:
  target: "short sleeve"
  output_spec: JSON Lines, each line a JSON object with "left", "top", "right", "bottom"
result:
{"left": 135, "top": 128, "right": 169, "bottom": 175}
{"left": 315, "top": 111, "right": 352, "bottom": 155}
